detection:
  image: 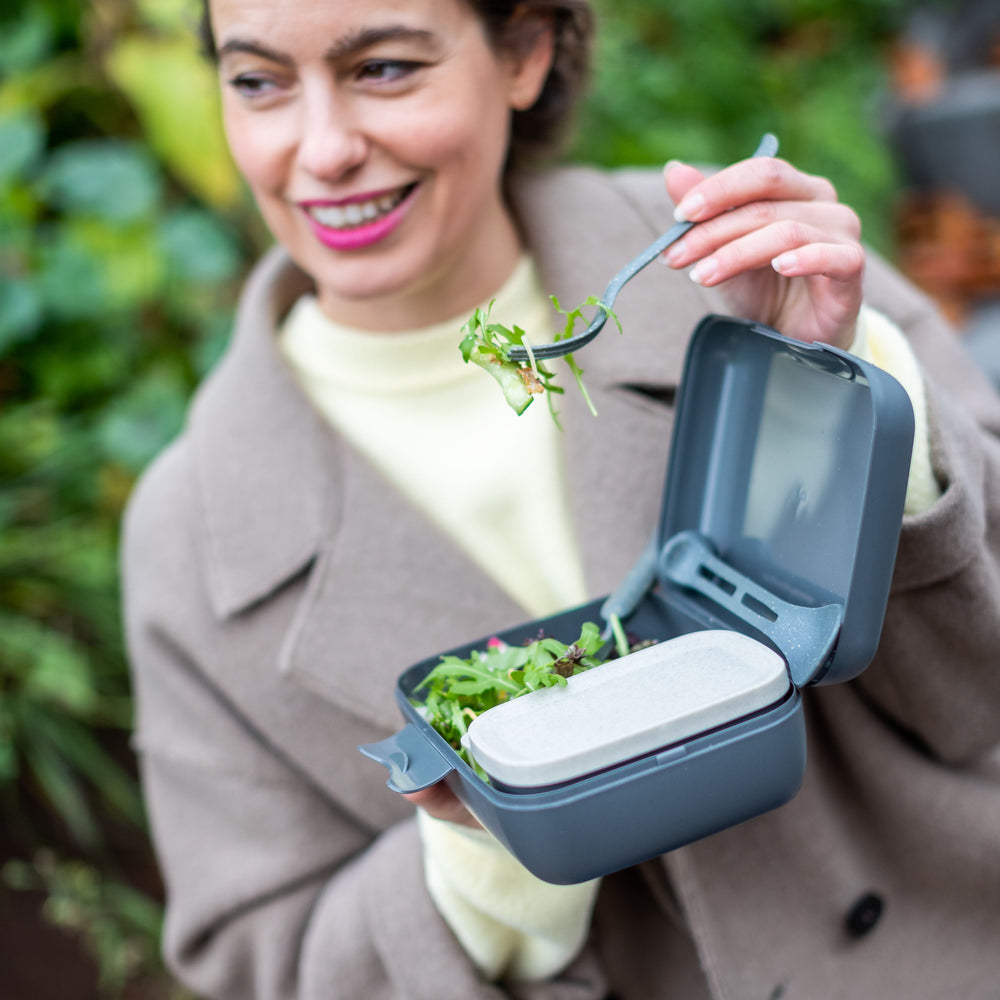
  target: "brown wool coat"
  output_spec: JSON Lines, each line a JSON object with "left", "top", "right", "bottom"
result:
{"left": 122, "top": 167, "right": 1000, "bottom": 1000}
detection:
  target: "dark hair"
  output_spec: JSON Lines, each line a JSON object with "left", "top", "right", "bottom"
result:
{"left": 198, "top": 0, "right": 593, "bottom": 168}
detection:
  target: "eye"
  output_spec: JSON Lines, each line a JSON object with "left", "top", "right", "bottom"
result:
{"left": 354, "top": 59, "right": 421, "bottom": 85}
{"left": 227, "top": 73, "right": 279, "bottom": 100}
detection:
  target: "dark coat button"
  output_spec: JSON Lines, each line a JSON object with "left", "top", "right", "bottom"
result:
{"left": 845, "top": 892, "right": 885, "bottom": 938}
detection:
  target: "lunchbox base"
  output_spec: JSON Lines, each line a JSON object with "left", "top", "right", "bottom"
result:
{"left": 445, "top": 687, "right": 804, "bottom": 884}
{"left": 390, "top": 597, "right": 807, "bottom": 885}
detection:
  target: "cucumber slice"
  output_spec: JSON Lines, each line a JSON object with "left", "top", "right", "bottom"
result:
{"left": 467, "top": 346, "right": 542, "bottom": 415}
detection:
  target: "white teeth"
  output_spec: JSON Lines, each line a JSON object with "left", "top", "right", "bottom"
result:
{"left": 310, "top": 205, "right": 348, "bottom": 228}
{"left": 308, "top": 187, "right": 409, "bottom": 230}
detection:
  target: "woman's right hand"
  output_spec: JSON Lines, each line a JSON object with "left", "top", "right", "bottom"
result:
{"left": 662, "top": 155, "right": 865, "bottom": 351}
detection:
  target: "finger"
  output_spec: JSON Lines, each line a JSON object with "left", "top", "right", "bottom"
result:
{"left": 663, "top": 159, "right": 706, "bottom": 207}
{"left": 663, "top": 200, "right": 861, "bottom": 269}
{"left": 771, "top": 242, "right": 867, "bottom": 283}
{"left": 673, "top": 157, "right": 838, "bottom": 224}
{"left": 683, "top": 221, "right": 864, "bottom": 287}
{"left": 402, "top": 784, "right": 482, "bottom": 828}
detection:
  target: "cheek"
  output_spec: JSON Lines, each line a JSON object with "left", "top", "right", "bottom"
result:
{"left": 222, "top": 107, "right": 292, "bottom": 198}
{"left": 405, "top": 89, "right": 511, "bottom": 186}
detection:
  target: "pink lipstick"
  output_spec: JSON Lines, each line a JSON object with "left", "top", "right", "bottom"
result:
{"left": 301, "top": 184, "right": 417, "bottom": 252}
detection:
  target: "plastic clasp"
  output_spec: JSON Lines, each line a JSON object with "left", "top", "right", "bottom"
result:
{"left": 358, "top": 723, "right": 455, "bottom": 793}
{"left": 659, "top": 531, "right": 842, "bottom": 687}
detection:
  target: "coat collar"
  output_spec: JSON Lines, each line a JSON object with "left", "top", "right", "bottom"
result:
{"left": 187, "top": 166, "right": 719, "bottom": 726}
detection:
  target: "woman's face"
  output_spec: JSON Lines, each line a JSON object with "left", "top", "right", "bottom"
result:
{"left": 211, "top": 0, "right": 553, "bottom": 330}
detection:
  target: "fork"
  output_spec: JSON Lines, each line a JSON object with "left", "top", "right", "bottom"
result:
{"left": 506, "top": 133, "right": 780, "bottom": 364}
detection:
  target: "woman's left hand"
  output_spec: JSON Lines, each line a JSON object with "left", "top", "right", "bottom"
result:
{"left": 662, "top": 155, "right": 865, "bottom": 351}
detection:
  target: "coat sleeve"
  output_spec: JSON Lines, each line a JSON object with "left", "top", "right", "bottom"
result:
{"left": 121, "top": 444, "right": 608, "bottom": 1000}
{"left": 856, "top": 253, "right": 1000, "bottom": 764}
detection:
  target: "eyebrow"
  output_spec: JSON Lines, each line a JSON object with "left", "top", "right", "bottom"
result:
{"left": 216, "top": 25, "right": 438, "bottom": 66}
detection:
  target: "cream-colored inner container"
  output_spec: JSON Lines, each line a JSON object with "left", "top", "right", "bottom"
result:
{"left": 463, "top": 630, "right": 790, "bottom": 789}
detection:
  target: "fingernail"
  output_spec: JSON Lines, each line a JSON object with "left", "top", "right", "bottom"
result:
{"left": 772, "top": 252, "right": 797, "bottom": 274}
{"left": 674, "top": 192, "right": 705, "bottom": 223}
{"left": 689, "top": 258, "right": 718, "bottom": 285}
{"left": 661, "top": 241, "right": 686, "bottom": 267}
{"left": 664, "top": 159, "right": 683, "bottom": 176}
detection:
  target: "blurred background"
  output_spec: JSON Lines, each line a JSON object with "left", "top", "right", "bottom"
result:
{"left": 1, "top": 0, "right": 997, "bottom": 996}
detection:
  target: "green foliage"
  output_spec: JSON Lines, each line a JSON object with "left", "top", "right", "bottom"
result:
{"left": 575, "top": 0, "right": 917, "bottom": 252}
{"left": 2, "top": 851, "right": 195, "bottom": 998}
{"left": 0, "top": 0, "right": 255, "bottom": 994}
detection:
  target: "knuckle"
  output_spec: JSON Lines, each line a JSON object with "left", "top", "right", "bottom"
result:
{"left": 813, "top": 176, "right": 838, "bottom": 202}
{"left": 720, "top": 238, "right": 750, "bottom": 272}
{"left": 838, "top": 205, "right": 863, "bottom": 241}
{"left": 847, "top": 242, "right": 866, "bottom": 275}
{"left": 758, "top": 157, "right": 787, "bottom": 188}
{"left": 778, "top": 219, "right": 811, "bottom": 246}
{"left": 745, "top": 199, "right": 777, "bottom": 227}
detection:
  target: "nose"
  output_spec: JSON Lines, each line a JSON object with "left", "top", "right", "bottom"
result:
{"left": 296, "top": 87, "right": 368, "bottom": 182}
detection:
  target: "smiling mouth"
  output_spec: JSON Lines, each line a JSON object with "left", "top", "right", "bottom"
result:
{"left": 304, "top": 184, "right": 417, "bottom": 231}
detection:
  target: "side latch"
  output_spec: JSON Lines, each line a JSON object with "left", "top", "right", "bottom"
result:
{"left": 658, "top": 530, "right": 842, "bottom": 687}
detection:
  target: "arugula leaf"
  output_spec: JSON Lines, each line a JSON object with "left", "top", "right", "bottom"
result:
{"left": 550, "top": 295, "right": 622, "bottom": 419}
{"left": 459, "top": 297, "right": 619, "bottom": 425}
{"left": 459, "top": 304, "right": 557, "bottom": 417}
{"left": 413, "top": 622, "right": 612, "bottom": 776}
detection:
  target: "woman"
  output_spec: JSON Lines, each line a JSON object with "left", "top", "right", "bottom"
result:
{"left": 122, "top": 0, "right": 1000, "bottom": 997}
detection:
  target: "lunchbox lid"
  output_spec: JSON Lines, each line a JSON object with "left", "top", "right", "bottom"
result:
{"left": 462, "top": 630, "right": 790, "bottom": 789}
{"left": 655, "top": 316, "right": 914, "bottom": 687}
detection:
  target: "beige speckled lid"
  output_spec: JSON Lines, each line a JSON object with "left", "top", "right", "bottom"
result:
{"left": 462, "top": 630, "right": 790, "bottom": 789}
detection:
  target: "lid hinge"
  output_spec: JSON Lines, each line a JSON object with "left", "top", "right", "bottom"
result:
{"left": 658, "top": 531, "right": 842, "bottom": 687}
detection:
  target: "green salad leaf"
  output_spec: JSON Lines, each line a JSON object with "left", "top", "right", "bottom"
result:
{"left": 459, "top": 304, "right": 559, "bottom": 417}
{"left": 414, "top": 622, "right": 607, "bottom": 775}
{"left": 459, "top": 295, "right": 621, "bottom": 426}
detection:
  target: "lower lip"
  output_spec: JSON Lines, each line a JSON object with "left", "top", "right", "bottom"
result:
{"left": 302, "top": 187, "right": 417, "bottom": 251}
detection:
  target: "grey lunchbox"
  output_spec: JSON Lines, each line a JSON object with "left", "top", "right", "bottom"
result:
{"left": 360, "top": 315, "right": 915, "bottom": 885}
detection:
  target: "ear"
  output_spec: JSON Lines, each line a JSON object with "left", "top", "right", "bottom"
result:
{"left": 503, "top": 14, "right": 556, "bottom": 111}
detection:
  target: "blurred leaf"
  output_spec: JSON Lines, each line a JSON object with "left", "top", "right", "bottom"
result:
{"left": 103, "top": 880, "right": 164, "bottom": 939}
{"left": 0, "top": 52, "right": 92, "bottom": 116}
{"left": 0, "top": 611, "right": 97, "bottom": 714}
{"left": 22, "top": 729, "right": 101, "bottom": 847}
{"left": 41, "top": 140, "right": 162, "bottom": 224}
{"left": 35, "top": 229, "right": 109, "bottom": 319}
{"left": 0, "top": 400, "right": 62, "bottom": 471}
{"left": 159, "top": 207, "right": 241, "bottom": 284}
{"left": 0, "top": 699, "right": 19, "bottom": 783}
{"left": 0, "top": 6, "right": 54, "bottom": 76}
{"left": 27, "top": 711, "right": 144, "bottom": 825}
{"left": 1, "top": 857, "right": 38, "bottom": 891}
{"left": 97, "top": 368, "right": 189, "bottom": 471}
{"left": 70, "top": 217, "right": 166, "bottom": 311}
{"left": 134, "top": 0, "right": 203, "bottom": 34}
{"left": 0, "top": 276, "right": 43, "bottom": 354}
{"left": 106, "top": 35, "right": 241, "bottom": 209}
{"left": 0, "top": 108, "right": 46, "bottom": 184}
